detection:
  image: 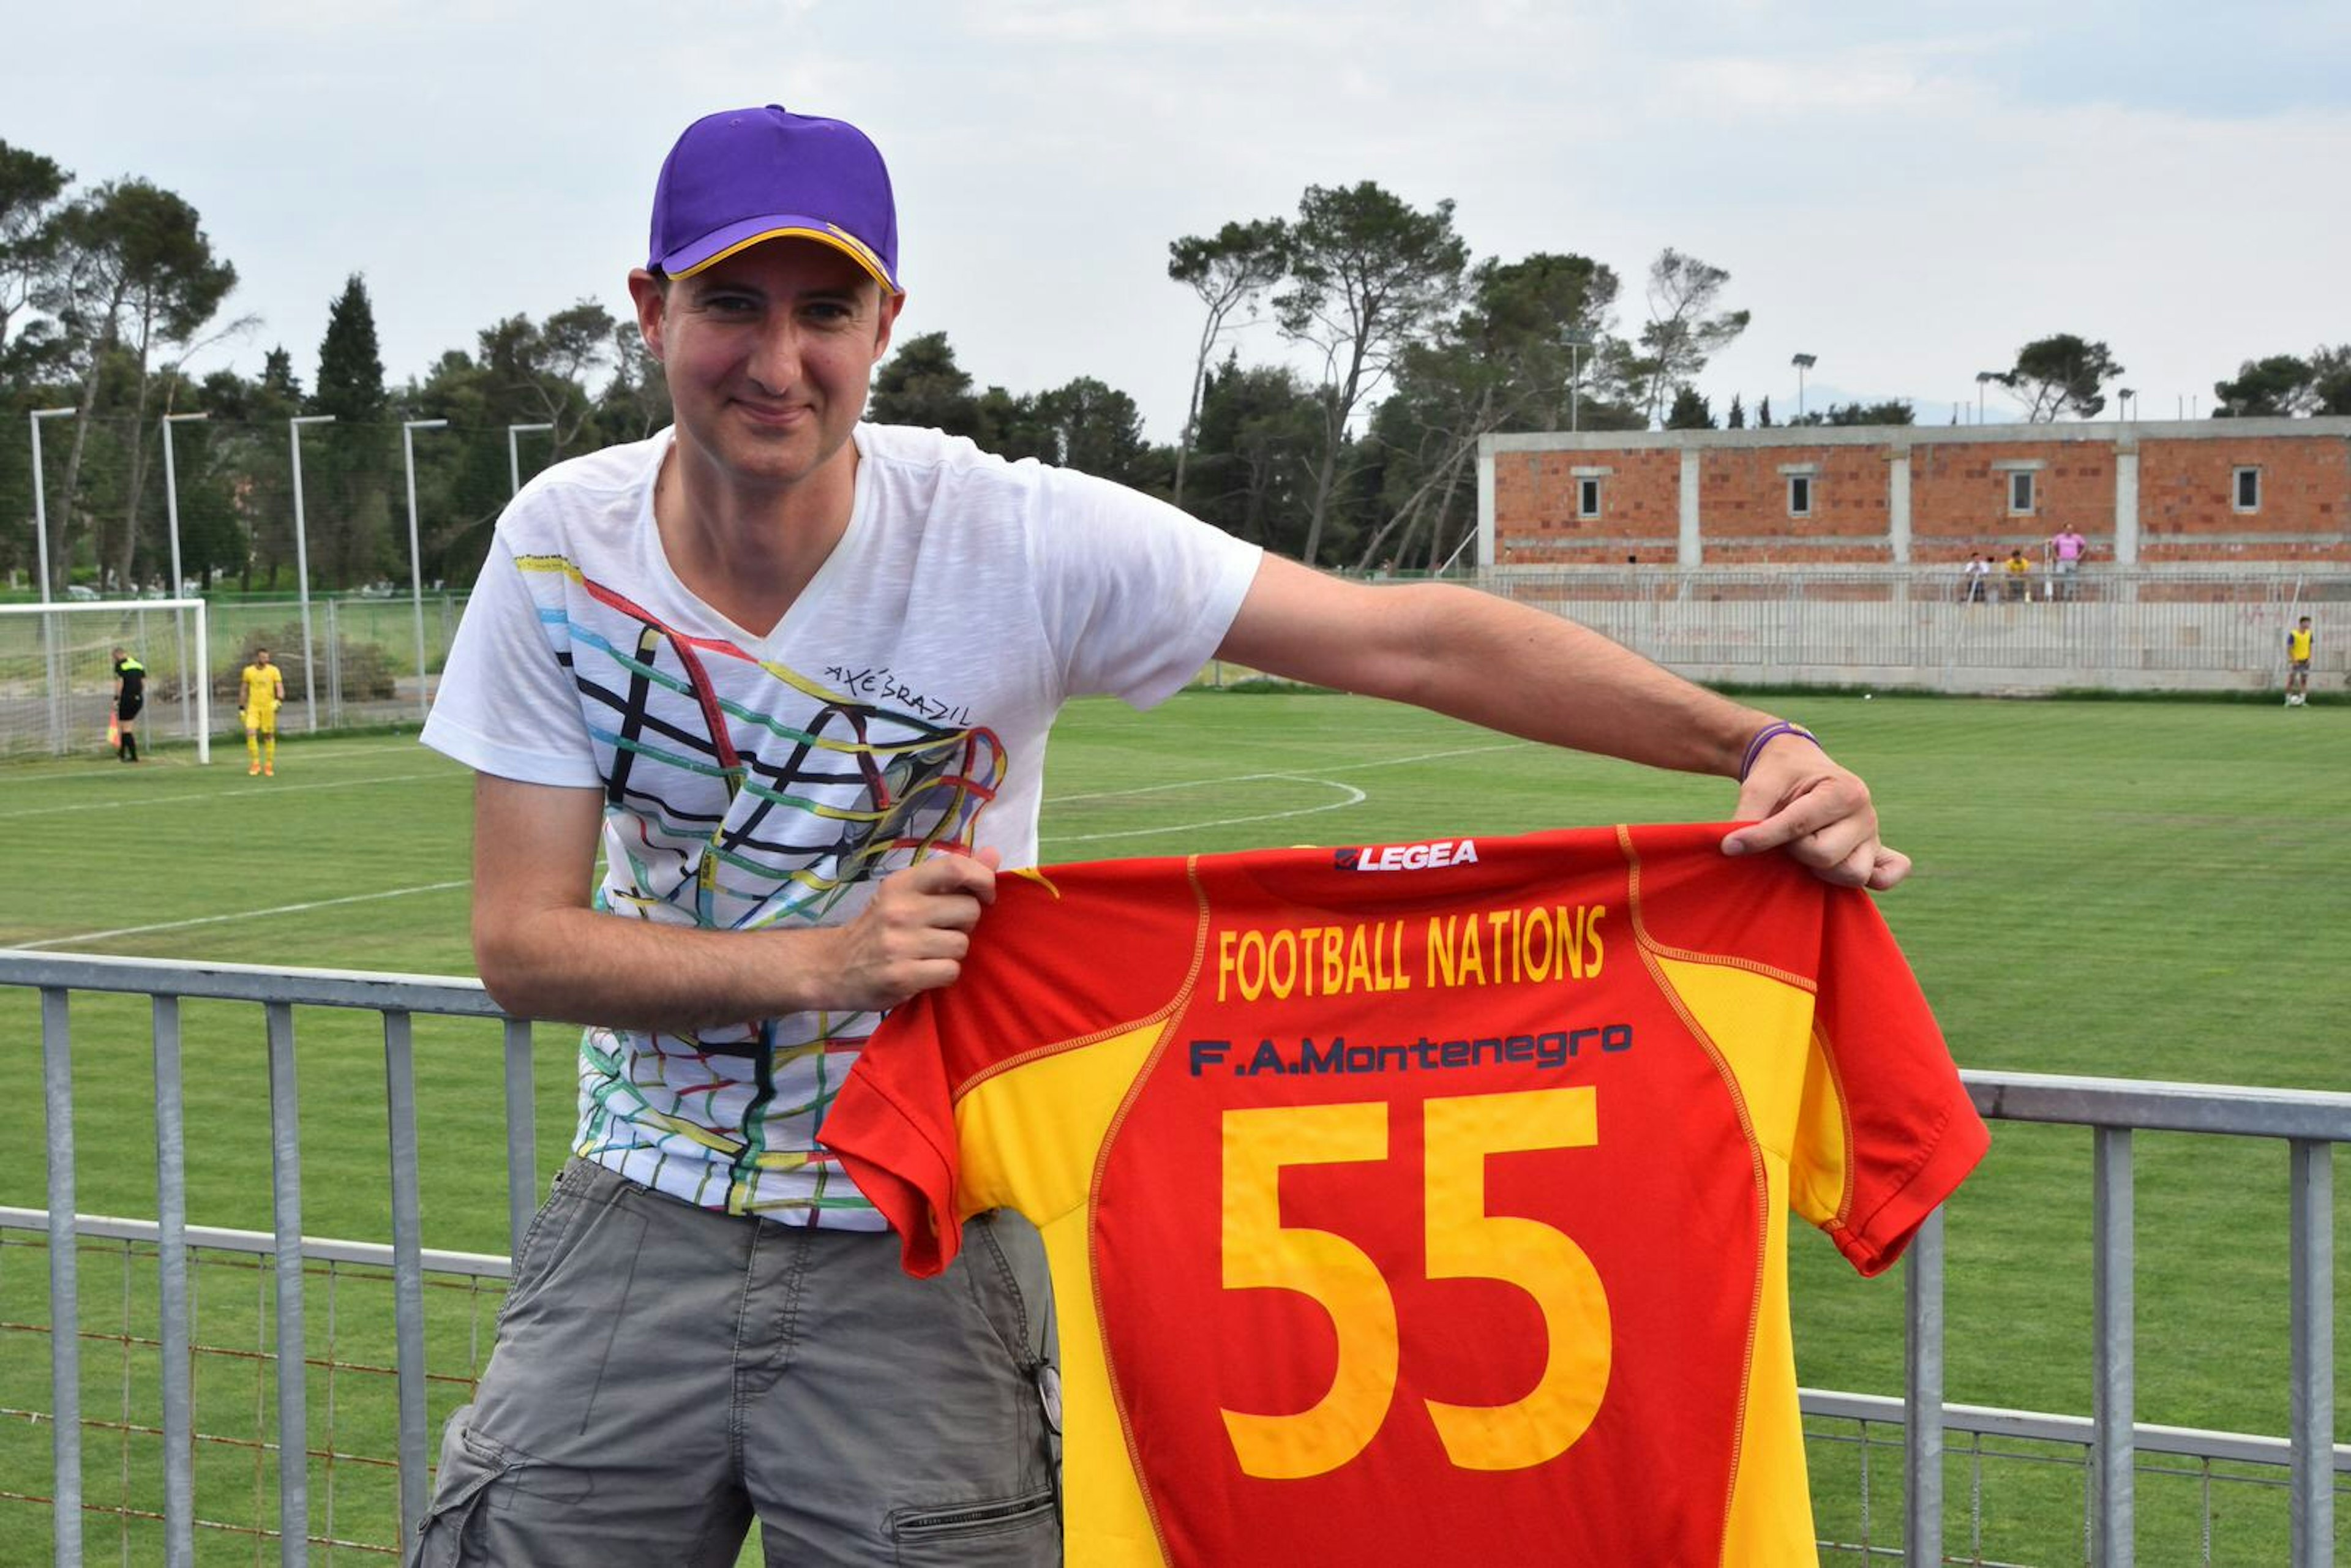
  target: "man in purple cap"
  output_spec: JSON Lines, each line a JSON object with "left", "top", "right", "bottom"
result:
{"left": 414, "top": 104, "right": 1905, "bottom": 1564}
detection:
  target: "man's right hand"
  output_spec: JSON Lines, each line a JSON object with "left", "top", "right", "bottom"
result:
{"left": 822, "top": 847, "right": 1002, "bottom": 1013}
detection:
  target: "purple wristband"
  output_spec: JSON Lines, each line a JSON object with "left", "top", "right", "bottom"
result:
{"left": 1738, "top": 720, "right": 1819, "bottom": 782}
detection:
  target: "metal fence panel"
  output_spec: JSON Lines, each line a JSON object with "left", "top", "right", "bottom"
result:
{"left": 3, "top": 951, "right": 2344, "bottom": 1564}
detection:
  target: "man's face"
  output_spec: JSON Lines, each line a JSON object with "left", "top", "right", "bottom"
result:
{"left": 256, "top": 651, "right": 271, "bottom": 666}
{"left": 629, "top": 240, "right": 901, "bottom": 495}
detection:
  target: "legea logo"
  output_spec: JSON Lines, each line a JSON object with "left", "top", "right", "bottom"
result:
{"left": 1337, "top": 839, "right": 1480, "bottom": 872}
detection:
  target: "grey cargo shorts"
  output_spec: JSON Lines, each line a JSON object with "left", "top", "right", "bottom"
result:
{"left": 409, "top": 1158, "right": 1060, "bottom": 1567}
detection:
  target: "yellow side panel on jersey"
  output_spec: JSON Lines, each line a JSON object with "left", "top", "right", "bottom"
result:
{"left": 954, "top": 1020, "right": 1170, "bottom": 1567}
{"left": 1653, "top": 955, "right": 1834, "bottom": 1568}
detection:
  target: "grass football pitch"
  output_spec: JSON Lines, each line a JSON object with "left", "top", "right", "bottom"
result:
{"left": 1, "top": 689, "right": 2345, "bottom": 1564}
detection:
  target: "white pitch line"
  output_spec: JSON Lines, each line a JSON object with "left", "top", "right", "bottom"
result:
{"left": 1044, "top": 741, "right": 1530, "bottom": 806}
{"left": 0, "top": 738, "right": 442, "bottom": 789}
{"left": 1052, "top": 778, "right": 1368, "bottom": 844}
{"left": 20, "top": 879, "right": 475, "bottom": 950}
{"left": 0, "top": 771, "right": 452, "bottom": 820}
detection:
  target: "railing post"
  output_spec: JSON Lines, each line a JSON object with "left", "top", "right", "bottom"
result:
{"left": 2091, "top": 1125, "right": 2134, "bottom": 1566}
{"left": 42, "top": 988, "right": 81, "bottom": 1568}
{"left": 384, "top": 1011, "right": 430, "bottom": 1553}
{"left": 265, "top": 1001, "right": 310, "bottom": 1566}
{"left": 1905, "top": 1206, "right": 1946, "bottom": 1566}
{"left": 153, "top": 994, "right": 196, "bottom": 1568}
{"left": 2287, "top": 1138, "right": 2333, "bottom": 1566}
{"left": 503, "top": 1017, "right": 538, "bottom": 1256}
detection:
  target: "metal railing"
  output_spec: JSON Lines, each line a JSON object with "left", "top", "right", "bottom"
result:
{"left": 1477, "top": 566, "right": 2344, "bottom": 695}
{"left": 3, "top": 951, "right": 2344, "bottom": 1566}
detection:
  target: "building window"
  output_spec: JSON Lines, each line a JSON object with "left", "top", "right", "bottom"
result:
{"left": 1788, "top": 475, "right": 1813, "bottom": 517}
{"left": 1578, "top": 477, "right": 1602, "bottom": 519}
{"left": 2233, "top": 466, "right": 2261, "bottom": 513}
{"left": 2008, "top": 470, "right": 2037, "bottom": 516}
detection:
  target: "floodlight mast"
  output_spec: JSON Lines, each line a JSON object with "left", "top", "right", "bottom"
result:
{"left": 1559, "top": 329, "right": 1594, "bottom": 433}
{"left": 1975, "top": 371, "right": 2001, "bottom": 425}
{"left": 28, "top": 407, "right": 75, "bottom": 752}
{"left": 29, "top": 407, "right": 75, "bottom": 603}
{"left": 289, "top": 415, "right": 336, "bottom": 733}
{"left": 402, "top": 419, "right": 450, "bottom": 722}
{"left": 508, "top": 422, "right": 554, "bottom": 494}
{"left": 161, "top": 412, "right": 211, "bottom": 600}
{"left": 163, "top": 411, "right": 211, "bottom": 745}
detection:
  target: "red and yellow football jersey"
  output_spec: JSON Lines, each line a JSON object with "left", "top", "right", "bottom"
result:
{"left": 822, "top": 822, "right": 1987, "bottom": 1567}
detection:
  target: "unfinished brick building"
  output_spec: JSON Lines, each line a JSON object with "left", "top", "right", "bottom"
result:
{"left": 1477, "top": 418, "right": 2351, "bottom": 570}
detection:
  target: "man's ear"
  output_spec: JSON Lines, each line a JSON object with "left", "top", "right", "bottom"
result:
{"left": 626, "top": 268, "right": 668, "bottom": 360}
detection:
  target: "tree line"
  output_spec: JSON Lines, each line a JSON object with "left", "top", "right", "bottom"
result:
{"left": 6, "top": 136, "right": 2347, "bottom": 596}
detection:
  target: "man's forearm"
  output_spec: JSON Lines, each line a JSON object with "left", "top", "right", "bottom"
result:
{"left": 1389, "top": 583, "right": 1774, "bottom": 776}
{"left": 474, "top": 906, "right": 847, "bottom": 1032}
{"left": 1240, "top": 575, "right": 1775, "bottom": 779}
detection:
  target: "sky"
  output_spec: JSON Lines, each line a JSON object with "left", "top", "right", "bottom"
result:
{"left": 10, "top": 0, "right": 2350, "bottom": 438}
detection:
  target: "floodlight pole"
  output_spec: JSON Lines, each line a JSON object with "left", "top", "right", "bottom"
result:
{"left": 1791, "top": 353, "right": 1817, "bottom": 422}
{"left": 508, "top": 422, "right": 553, "bottom": 495}
{"left": 1560, "top": 329, "right": 1593, "bottom": 434}
{"left": 162, "top": 412, "right": 210, "bottom": 744}
{"left": 29, "top": 407, "right": 75, "bottom": 603}
{"left": 28, "top": 407, "right": 75, "bottom": 753}
{"left": 289, "top": 415, "right": 336, "bottom": 733}
{"left": 402, "top": 419, "right": 449, "bottom": 723}
{"left": 161, "top": 413, "right": 209, "bottom": 602}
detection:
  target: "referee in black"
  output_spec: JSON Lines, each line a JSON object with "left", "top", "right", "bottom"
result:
{"left": 111, "top": 646, "right": 145, "bottom": 762}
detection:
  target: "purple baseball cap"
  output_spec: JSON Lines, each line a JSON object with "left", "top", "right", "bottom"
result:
{"left": 647, "top": 105, "right": 901, "bottom": 293}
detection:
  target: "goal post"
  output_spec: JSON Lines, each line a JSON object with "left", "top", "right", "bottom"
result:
{"left": 0, "top": 599, "right": 212, "bottom": 765}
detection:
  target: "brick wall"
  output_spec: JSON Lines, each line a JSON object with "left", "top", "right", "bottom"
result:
{"left": 1698, "top": 445, "right": 1891, "bottom": 564}
{"left": 1909, "top": 440, "right": 2113, "bottom": 561}
{"left": 1496, "top": 448, "right": 1681, "bottom": 565}
{"left": 2138, "top": 435, "right": 2351, "bottom": 563}
{"left": 1484, "top": 424, "right": 2351, "bottom": 567}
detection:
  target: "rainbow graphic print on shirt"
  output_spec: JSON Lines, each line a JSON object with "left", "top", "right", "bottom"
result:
{"left": 823, "top": 823, "right": 1989, "bottom": 1567}
{"left": 516, "top": 552, "right": 1005, "bottom": 1220}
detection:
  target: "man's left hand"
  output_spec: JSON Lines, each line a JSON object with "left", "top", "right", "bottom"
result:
{"left": 1721, "top": 735, "right": 1910, "bottom": 890}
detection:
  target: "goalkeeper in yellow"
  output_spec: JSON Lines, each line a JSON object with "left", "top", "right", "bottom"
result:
{"left": 239, "top": 647, "right": 288, "bottom": 775}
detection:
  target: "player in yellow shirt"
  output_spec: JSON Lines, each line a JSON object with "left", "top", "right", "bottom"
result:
{"left": 2285, "top": 615, "right": 2314, "bottom": 707}
{"left": 239, "top": 646, "right": 288, "bottom": 775}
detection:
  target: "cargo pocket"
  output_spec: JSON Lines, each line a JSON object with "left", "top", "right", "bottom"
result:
{"left": 407, "top": 1406, "right": 516, "bottom": 1568}
{"left": 958, "top": 1213, "right": 1061, "bottom": 1502}
{"left": 888, "top": 1487, "right": 1060, "bottom": 1567}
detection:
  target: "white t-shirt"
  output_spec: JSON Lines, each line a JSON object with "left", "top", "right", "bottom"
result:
{"left": 422, "top": 423, "right": 1262, "bottom": 1221}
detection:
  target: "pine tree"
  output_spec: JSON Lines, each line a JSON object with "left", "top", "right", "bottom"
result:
{"left": 315, "top": 274, "right": 385, "bottom": 422}
{"left": 312, "top": 274, "right": 392, "bottom": 587}
{"left": 1726, "top": 394, "right": 1745, "bottom": 429}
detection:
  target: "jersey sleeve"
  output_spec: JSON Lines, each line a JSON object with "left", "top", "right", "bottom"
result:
{"left": 822, "top": 999, "right": 967, "bottom": 1278}
{"left": 420, "top": 533, "right": 603, "bottom": 788}
{"left": 1796, "top": 888, "right": 1989, "bottom": 1277}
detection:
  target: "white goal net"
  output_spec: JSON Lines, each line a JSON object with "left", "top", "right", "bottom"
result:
{"left": 0, "top": 600, "right": 212, "bottom": 763}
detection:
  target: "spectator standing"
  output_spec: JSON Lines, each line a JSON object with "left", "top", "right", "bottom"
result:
{"left": 2286, "top": 615, "right": 2314, "bottom": 706}
{"left": 1962, "top": 554, "right": 1991, "bottom": 604}
{"left": 2048, "top": 527, "right": 2088, "bottom": 599}
{"left": 2003, "top": 548, "right": 2031, "bottom": 602}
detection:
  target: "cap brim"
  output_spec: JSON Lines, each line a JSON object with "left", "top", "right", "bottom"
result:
{"left": 659, "top": 214, "right": 899, "bottom": 293}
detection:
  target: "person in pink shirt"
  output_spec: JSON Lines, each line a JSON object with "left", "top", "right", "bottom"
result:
{"left": 2048, "top": 528, "right": 2089, "bottom": 599}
